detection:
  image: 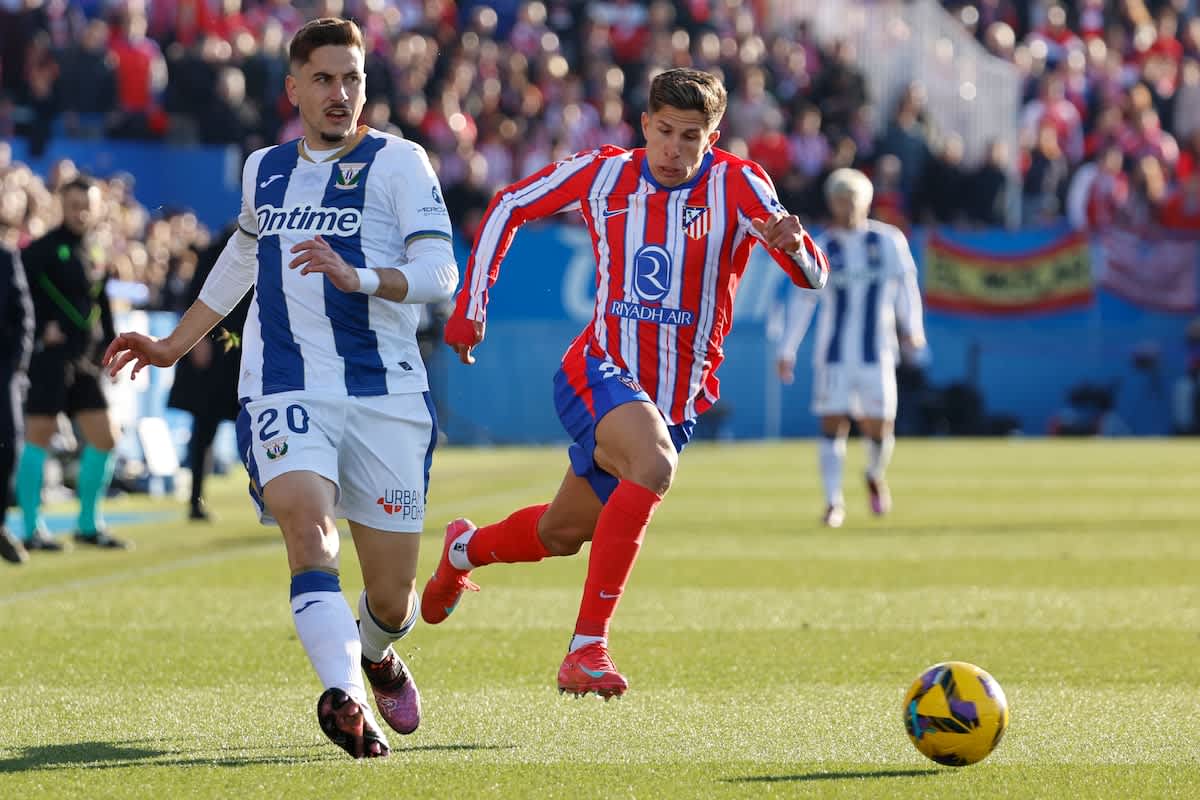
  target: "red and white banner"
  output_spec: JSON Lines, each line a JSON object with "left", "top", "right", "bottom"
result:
{"left": 1096, "top": 227, "right": 1199, "bottom": 313}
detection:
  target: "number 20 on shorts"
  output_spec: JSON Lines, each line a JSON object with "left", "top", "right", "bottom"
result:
{"left": 258, "top": 403, "right": 311, "bottom": 441}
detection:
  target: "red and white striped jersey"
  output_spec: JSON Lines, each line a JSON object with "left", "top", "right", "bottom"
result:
{"left": 454, "top": 145, "right": 829, "bottom": 423}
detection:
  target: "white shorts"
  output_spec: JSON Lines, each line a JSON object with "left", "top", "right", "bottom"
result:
{"left": 237, "top": 390, "right": 436, "bottom": 533}
{"left": 811, "top": 364, "right": 897, "bottom": 420}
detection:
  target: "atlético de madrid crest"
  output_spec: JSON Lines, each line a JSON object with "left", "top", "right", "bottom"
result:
{"left": 682, "top": 205, "right": 710, "bottom": 239}
{"left": 335, "top": 162, "right": 366, "bottom": 189}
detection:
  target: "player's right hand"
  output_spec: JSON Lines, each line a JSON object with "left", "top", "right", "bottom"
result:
{"left": 775, "top": 356, "right": 796, "bottom": 385}
{"left": 102, "top": 331, "right": 179, "bottom": 380}
{"left": 444, "top": 316, "right": 485, "bottom": 365}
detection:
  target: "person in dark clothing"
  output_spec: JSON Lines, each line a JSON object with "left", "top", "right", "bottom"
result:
{"left": 16, "top": 177, "right": 129, "bottom": 551}
{"left": 196, "top": 66, "right": 262, "bottom": 154}
{"left": 966, "top": 139, "right": 1011, "bottom": 227}
{"left": 55, "top": 19, "right": 117, "bottom": 139}
{"left": 441, "top": 152, "right": 494, "bottom": 245}
{"left": 167, "top": 223, "right": 250, "bottom": 521}
{"left": 809, "top": 39, "right": 869, "bottom": 138}
{"left": 0, "top": 244, "right": 33, "bottom": 564}
{"left": 913, "top": 133, "right": 971, "bottom": 226}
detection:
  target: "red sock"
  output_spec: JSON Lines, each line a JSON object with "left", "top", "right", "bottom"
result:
{"left": 465, "top": 504, "right": 551, "bottom": 567}
{"left": 574, "top": 481, "right": 662, "bottom": 639}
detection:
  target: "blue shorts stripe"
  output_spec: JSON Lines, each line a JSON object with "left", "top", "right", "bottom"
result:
{"left": 235, "top": 400, "right": 266, "bottom": 516}
{"left": 290, "top": 570, "right": 341, "bottom": 598}
{"left": 421, "top": 391, "right": 438, "bottom": 500}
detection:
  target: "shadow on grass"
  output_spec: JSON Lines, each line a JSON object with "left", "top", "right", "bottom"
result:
{"left": 400, "top": 744, "right": 516, "bottom": 753}
{"left": 725, "top": 768, "right": 941, "bottom": 783}
{"left": 0, "top": 740, "right": 511, "bottom": 771}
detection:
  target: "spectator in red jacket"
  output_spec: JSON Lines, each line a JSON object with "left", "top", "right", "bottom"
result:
{"left": 108, "top": 10, "right": 168, "bottom": 138}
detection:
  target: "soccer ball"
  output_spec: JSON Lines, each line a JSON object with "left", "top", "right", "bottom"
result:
{"left": 903, "top": 661, "right": 1009, "bottom": 767}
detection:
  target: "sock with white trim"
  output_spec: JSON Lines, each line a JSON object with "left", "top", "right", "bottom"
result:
{"left": 358, "top": 589, "right": 418, "bottom": 663}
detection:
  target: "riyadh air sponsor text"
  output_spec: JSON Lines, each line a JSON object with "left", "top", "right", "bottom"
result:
{"left": 609, "top": 300, "right": 695, "bottom": 325}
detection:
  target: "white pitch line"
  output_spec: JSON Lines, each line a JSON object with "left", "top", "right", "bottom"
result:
{"left": 0, "top": 541, "right": 284, "bottom": 607}
{"left": 0, "top": 483, "right": 548, "bottom": 607}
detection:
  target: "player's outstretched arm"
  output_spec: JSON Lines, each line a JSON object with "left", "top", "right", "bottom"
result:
{"left": 775, "top": 283, "right": 819, "bottom": 385}
{"left": 890, "top": 228, "right": 927, "bottom": 354}
{"left": 104, "top": 300, "right": 225, "bottom": 380}
{"left": 106, "top": 222, "right": 254, "bottom": 380}
{"left": 448, "top": 148, "right": 610, "bottom": 364}
{"left": 739, "top": 163, "right": 829, "bottom": 290}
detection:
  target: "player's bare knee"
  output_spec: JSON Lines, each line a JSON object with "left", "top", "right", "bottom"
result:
{"left": 540, "top": 524, "right": 586, "bottom": 556}
{"left": 363, "top": 585, "right": 416, "bottom": 628}
{"left": 24, "top": 416, "right": 55, "bottom": 448}
{"left": 630, "top": 445, "right": 676, "bottom": 496}
{"left": 90, "top": 431, "right": 116, "bottom": 451}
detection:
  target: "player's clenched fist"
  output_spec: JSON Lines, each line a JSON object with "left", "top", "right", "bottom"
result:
{"left": 444, "top": 316, "right": 485, "bottom": 365}
{"left": 752, "top": 212, "right": 807, "bottom": 253}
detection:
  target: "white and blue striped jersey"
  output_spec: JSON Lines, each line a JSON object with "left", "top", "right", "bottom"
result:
{"left": 778, "top": 220, "right": 924, "bottom": 368}
{"left": 234, "top": 126, "right": 454, "bottom": 399}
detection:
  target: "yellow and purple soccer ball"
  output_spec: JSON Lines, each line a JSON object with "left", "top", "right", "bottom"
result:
{"left": 903, "top": 661, "right": 1009, "bottom": 766}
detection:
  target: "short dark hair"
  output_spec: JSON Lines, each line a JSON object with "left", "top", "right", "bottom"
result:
{"left": 648, "top": 68, "right": 727, "bottom": 129}
{"left": 60, "top": 176, "right": 98, "bottom": 195}
{"left": 288, "top": 17, "right": 364, "bottom": 66}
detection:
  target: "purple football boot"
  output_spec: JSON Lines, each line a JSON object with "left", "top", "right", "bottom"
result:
{"left": 362, "top": 649, "right": 422, "bottom": 735}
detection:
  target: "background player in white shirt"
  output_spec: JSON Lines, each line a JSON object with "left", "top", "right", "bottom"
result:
{"left": 102, "top": 18, "right": 458, "bottom": 759}
{"left": 776, "top": 168, "right": 926, "bottom": 528}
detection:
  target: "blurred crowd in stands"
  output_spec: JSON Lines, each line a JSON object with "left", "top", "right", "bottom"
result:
{"left": 947, "top": 0, "right": 1200, "bottom": 230}
{"left": 0, "top": 139, "right": 208, "bottom": 312}
{"left": 3, "top": 0, "right": 1200, "bottom": 308}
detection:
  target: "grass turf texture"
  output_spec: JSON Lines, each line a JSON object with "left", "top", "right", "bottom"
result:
{"left": 1, "top": 439, "right": 1197, "bottom": 799}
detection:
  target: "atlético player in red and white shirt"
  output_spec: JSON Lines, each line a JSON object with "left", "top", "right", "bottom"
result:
{"left": 421, "top": 68, "right": 829, "bottom": 697}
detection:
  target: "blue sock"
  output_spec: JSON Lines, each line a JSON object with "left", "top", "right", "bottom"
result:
{"left": 16, "top": 444, "right": 46, "bottom": 540}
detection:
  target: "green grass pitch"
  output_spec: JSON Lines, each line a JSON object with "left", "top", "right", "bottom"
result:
{"left": 1, "top": 439, "right": 1197, "bottom": 799}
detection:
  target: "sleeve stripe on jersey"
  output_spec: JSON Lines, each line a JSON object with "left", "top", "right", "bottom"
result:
{"left": 467, "top": 153, "right": 598, "bottom": 317}
{"left": 237, "top": 223, "right": 257, "bottom": 240}
{"left": 405, "top": 229, "right": 453, "bottom": 245}
{"left": 742, "top": 166, "right": 780, "bottom": 216}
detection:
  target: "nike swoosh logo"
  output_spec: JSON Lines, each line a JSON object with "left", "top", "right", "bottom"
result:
{"left": 259, "top": 174, "right": 285, "bottom": 189}
{"left": 580, "top": 666, "right": 607, "bottom": 678}
{"left": 294, "top": 599, "right": 322, "bottom": 614}
{"left": 602, "top": 208, "right": 628, "bottom": 218}
{"left": 599, "top": 590, "right": 620, "bottom": 599}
